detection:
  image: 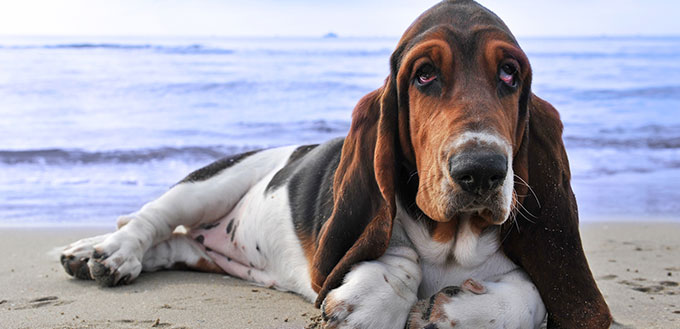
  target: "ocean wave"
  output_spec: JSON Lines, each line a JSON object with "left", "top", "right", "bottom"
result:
{"left": 599, "top": 124, "right": 680, "bottom": 135}
{"left": 565, "top": 135, "right": 680, "bottom": 149}
{"left": 576, "top": 85, "right": 680, "bottom": 100}
{"left": 527, "top": 51, "right": 680, "bottom": 60}
{"left": 565, "top": 124, "right": 680, "bottom": 150}
{"left": 0, "top": 146, "right": 253, "bottom": 165}
{"left": 148, "top": 81, "right": 256, "bottom": 94}
{"left": 252, "top": 48, "right": 392, "bottom": 57}
{"left": 142, "top": 80, "right": 368, "bottom": 95}
{"left": 1, "top": 43, "right": 235, "bottom": 55}
{"left": 573, "top": 160, "right": 680, "bottom": 179}
{"left": 45, "top": 43, "right": 153, "bottom": 49}
{"left": 0, "top": 120, "right": 349, "bottom": 164}
{"left": 236, "top": 119, "right": 349, "bottom": 133}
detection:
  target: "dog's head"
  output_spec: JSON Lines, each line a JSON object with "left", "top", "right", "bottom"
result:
{"left": 390, "top": 0, "right": 532, "bottom": 226}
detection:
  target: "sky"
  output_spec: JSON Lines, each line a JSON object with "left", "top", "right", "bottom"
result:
{"left": 0, "top": 0, "right": 678, "bottom": 37}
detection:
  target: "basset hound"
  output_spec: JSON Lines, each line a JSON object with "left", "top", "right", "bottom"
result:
{"left": 59, "top": 1, "right": 612, "bottom": 328}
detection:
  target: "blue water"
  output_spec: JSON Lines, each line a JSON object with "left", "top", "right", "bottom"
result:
{"left": 1, "top": 36, "right": 679, "bottom": 226}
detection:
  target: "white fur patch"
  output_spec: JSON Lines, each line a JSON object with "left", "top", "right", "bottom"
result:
{"left": 434, "top": 269, "right": 546, "bottom": 328}
{"left": 449, "top": 131, "right": 512, "bottom": 154}
{"left": 453, "top": 216, "right": 500, "bottom": 268}
{"left": 322, "top": 227, "right": 422, "bottom": 329}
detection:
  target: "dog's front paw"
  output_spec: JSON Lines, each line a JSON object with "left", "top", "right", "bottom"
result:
{"left": 320, "top": 292, "right": 355, "bottom": 329}
{"left": 321, "top": 287, "right": 410, "bottom": 329}
{"left": 406, "top": 279, "right": 489, "bottom": 329}
{"left": 87, "top": 232, "right": 143, "bottom": 286}
{"left": 319, "top": 260, "right": 419, "bottom": 329}
{"left": 407, "top": 278, "right": 544, "bottom": 329}
{"left": 60, "top": 234, "right": 111, "bottom": 280}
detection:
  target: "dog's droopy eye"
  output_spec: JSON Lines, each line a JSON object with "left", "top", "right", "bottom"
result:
{"left": 499, "top": 64, "right": 517, "bottom": 88}
{"left": 416, "top": 64, "right": 437, "bottom": 86}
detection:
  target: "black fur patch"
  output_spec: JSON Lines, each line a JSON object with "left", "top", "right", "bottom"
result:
{"left": 230, "top": 221, "right": 239, "bottom": 242}
{"left": 226, "top": 218, "right": 234, "bottom": 234}
{"left": 265, "top": 144, "right": 319, "bottom": 192}
{"left": 423, "top": 294, "right": 437, "bottom": 321}
{"left": 286, "top": 138, "right": 344, "bottom": 241}
{"left": 200, "top": 222, "right": 220, "bottom": 230}
{"left": 180, "top": 149, "right": 260, "bottom": 183}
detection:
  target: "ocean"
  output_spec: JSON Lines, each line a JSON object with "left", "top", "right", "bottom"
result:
{"left": 1, "top": 35, "right": 679, "bottom": 226}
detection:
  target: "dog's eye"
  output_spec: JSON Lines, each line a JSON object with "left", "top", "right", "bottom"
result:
{"left": 415, "top": 65, "right": 437, "bottom": 86}
{"left": 499, "top": 63, "right": 517, "bottom": 88}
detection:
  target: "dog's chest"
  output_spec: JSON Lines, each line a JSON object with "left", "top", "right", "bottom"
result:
{"left": 398, "top": 216, "right": 506, "bottom": 298}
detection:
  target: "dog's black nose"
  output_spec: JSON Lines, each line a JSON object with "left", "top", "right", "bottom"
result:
{"left": 450, "top": 150, "right": 507, "bottom": 195}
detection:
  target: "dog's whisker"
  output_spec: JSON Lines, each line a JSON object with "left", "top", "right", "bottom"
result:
{"left": 514, "top": 174, "right": 541, "bottom": 209}
{"left": 510, "top": 191, "right": 522, "bottom": 233}
{"left": 407, "top": 170, "right": 419, "bottom": 184}
{"left": 515, "top": 199, "right": 538, "bottom": 221}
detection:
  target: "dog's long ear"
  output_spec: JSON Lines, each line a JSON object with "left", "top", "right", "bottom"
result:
{"left": 311, "top": 79, "right": 399, "bottom": 308}
{"left": 503, "top": 95, "right": 612, "bottom": 328}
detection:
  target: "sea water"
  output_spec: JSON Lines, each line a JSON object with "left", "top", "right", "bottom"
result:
{"left": 1, "top": 36, "right": 678, "bottom": 226}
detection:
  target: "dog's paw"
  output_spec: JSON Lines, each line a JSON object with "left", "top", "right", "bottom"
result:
{"left": 406, "top": 279, "right": 491, "bottom": 329}
{"left": 60, "top": 234, "right": 110, "bottom": 280}
{"left": 86, "top": 232, "right": 143, "bottom": 286}
{"left": 320, "top": 260, "right": 419, "bottom": 329}
{"left": 407, "top": 278, "right": 543, "bottom": 329}
{"left": 320, "top": 293, "right": 355, "bottom": 329}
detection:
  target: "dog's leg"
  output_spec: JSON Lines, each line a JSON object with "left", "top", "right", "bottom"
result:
{"left": 406, "top": 268, "right": 546, "bottom": 329}
{"left": 64, "top": 232, "right": 227, "bottom": 279}
{"left": 321, "top": 224, "right": 422, "bottom": 329}
{"left": 141, "top": 233, "right": 224, "bottom": 274}
{"left": 62, "top": 147, "right": 294, "bottom": 286}
{"left": 62, "top": 233, "right": 224, "bottom": 281}
{"left": 146, "top": 232, "right": 278, "bottom": 288}
{"left": 205, "top": 250, "right": 277, "bottom": 288}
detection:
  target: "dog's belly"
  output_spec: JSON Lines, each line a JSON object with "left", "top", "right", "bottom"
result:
{"left": 188, "top": 168, "right": 318, "bottom": 301}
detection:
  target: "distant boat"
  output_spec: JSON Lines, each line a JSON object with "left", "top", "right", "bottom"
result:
{"left": 323, "top": 32, "right": 339, "bottom": 38}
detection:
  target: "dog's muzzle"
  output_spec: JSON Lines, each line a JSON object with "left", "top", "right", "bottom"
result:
{"left": 449, "top": 149, "right": 508, "bottom": 197}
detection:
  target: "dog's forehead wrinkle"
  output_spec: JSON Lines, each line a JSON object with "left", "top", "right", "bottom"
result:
{"left": 401, "top": 27, "right": 504, "bottom": 68}
{"left": 395, "top": 2, "right": 519, "bottom": 75}
{"left": 399, "top": 25, "right": 458, "bottom": 63}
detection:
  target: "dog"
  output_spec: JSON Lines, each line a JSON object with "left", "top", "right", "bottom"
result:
{"left": 60, "top": 1, "right": 612, "bottom": 328}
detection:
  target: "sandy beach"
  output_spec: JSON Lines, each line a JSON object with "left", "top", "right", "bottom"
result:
{"left": 0, "top": 222, "right": 678, "bottom": 329}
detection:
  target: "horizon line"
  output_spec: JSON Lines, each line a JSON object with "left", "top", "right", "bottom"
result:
{"left": 1, "top": 33, "right": 680, "bottom": 39}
